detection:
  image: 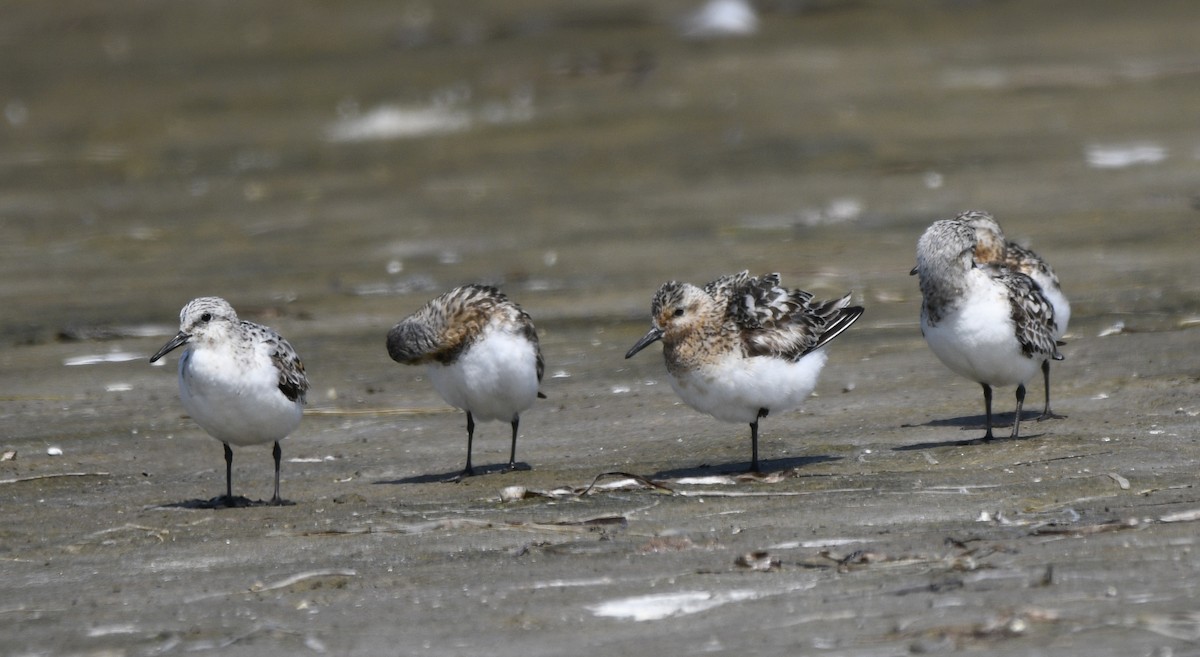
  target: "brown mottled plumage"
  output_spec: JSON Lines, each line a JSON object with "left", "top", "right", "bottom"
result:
{"left": 627, "top": 271, "right": 863, "bottom": 472}
{"left": 388, "top": 285, "right": 544, "bottom": 478}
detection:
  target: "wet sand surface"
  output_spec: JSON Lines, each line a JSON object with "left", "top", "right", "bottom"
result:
{"left": 3, "top": 1, "right": 1200, "bottom": 654}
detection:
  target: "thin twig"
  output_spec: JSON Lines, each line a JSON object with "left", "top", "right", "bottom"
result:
{"left": 0, "top": 472, "right": 109, "bottom": 485}
{"left": 1026, "top": 494, "right": 1119, "bottom": 513}
{"left": 250, "top": 569, "right": 357, "bottom": 593}
{"left": 84, "top": 523, "right": 169, "bottom": 542}
{"left": 1007, "top": 451, "right": 1115, "bottom": 468}
{"left": 676, "top": 487, "right": 873, "bottom": 498}
{"left": 298, "top": 515, "right": 628, "bottom": 538}
{"left": 578, "top": 471, "right": 675, "bottom": 496}
{"left": 1031, "top": 518, "right": 1142, "bottom": 536}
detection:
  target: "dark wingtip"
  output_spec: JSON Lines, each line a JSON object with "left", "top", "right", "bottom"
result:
{"left": 278, "top": 379, "right": 305, "bottom": 403}
{"left": 809, "top": 304, "right": 864, "bottom": 352}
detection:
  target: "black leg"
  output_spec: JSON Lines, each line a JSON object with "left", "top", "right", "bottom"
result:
{"left": 508, "top": 416, "right": 519, "bottom": 470}
{"left": 1011, "top": 384, "right": 1026, "bottom": 439}
{"left": 748, "top": 421, "right": 760, "bottom": 473}
{"left": 1036, "top": 360, "right": 1066, "bottom": 421}
{"left": 223, "top": 442, "right": 234, "bottom": 499}
{"left": 462, "top": 411, "right": 476, "bottom": 477}
{"left": 270, "top": 441, "right": 283, "bottom": 505}
{"left": 981, "top": 384, "right": 995, "bottom": 441}
{"left": 748, "top": 408, "right": 768, "bottom": 473}
{"left": 1041, "top": 359, "right": 1051, "bottom": 417}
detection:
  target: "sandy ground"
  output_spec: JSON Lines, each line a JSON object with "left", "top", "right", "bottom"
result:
{"left": 3, "top": 1, "right": 1200, "bottom": 655}
{"left": 5, "top": 259, "right": 1200, "bottom": 656}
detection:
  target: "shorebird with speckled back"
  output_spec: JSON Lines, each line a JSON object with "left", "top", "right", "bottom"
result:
{"left": 150, "top": 297, "right": 308, "bottom": 506}
{"left": 914, "top": 216, "right": 1062, "bottom": 442}
{"left": 625, "top": 271, "right": 863, "bottom": 473}
{"left": 960, "top": 210, "right": 1070, "bottom": 420}
{"left": 387, "top": 285, "right": 545, "bottom": 480}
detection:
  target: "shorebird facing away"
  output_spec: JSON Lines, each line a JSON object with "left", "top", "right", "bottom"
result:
{"left": 914, "top": 216, "right": 1062, "bottom": 442}
{"left": 150, "top": 297, "right": 308, "bottom": 506}
{"left": 387, "top": 285, "right": 544, "bottom": 480}
{"left": 625, "top": 271, "right": 864, "bottom": 473}
{"left": 960, "top": 210, "right": 1070, "bottom": 420}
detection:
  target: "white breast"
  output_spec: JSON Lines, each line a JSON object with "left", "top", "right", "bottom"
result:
{"left": 178, "top": 346, "right": 303, "bottom": 446}
{"left": 426, "top": 326, "right": 540, "bottom": 423}
{"left": 668, "top": 349, "right": 828, "bottom": 424}
{"left": 921, "top": 273, "right": 1042, "bottom": 388}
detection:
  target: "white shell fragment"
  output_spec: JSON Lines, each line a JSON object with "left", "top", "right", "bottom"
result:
{"left": 500, "top": 486, "right": 529, "bottom": 503}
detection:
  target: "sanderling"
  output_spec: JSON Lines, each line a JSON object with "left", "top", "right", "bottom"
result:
{"left": 150, "top": 297, "right": 308, "bottom": 506}
{"left": 960, "top": 210, "right": 1070, "bottom": 419}
{"left": 914, "top": 217, "right": 1062, "bottom": 441}
{"left": 387, "top": 285, "right": 544, "bottom": 479}
{"left": 625, "top": 271, "right": 864, "bottom": 473}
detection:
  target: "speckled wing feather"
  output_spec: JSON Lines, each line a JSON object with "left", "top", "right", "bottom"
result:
{"left": 389, "top": 285, "right": 499, "bottom": 365}
{"left": 727, "top": 273, "right": 815, "bottom": 331}
{"left": 1004, "top": 242, "right": 1061, "bottom": 288}
{"left": 990, "top": 268, "right": 1061, "bottom": 360}
{"left": 252, "top": 322, "right": 309, "bottom": 403}
{"left": 436, "top": 285, "right": 509, "bottom": 365}
{"left": 715, "top": 272, "right": 863, "bottom": 362}
{"left": 456, "top": 286, "right": 543, "bottom": 385}
{"left": 388, "top": 284, "right": 544, "bottom": 388}
{"left": 703, "top": 271, "right": 751, "bottom": 305}
{"left": 529, "top": 325, "right": 545, "bottom": 387}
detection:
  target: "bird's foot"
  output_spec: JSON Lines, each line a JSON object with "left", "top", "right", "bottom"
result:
{"left": 1036, "top": 410, "right": 1067, "bottom": 422}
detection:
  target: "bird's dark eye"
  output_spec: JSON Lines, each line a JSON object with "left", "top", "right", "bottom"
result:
{"left": 200, "top": 312, "right": 212, "bottom": 322}
{"left": 673, "top": 308, "right": 684, "bottom": 317}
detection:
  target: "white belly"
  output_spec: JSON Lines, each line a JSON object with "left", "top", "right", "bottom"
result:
{"left": 178, "top": 348, "right": 303, "bottom": 446}
{"left": 426, "top": 330, "right": 540, "bottom": 422}
{"left": 668, "top": 349, "right": 828, "bottom": 424}
{"left": 922, "top": 287, "right": 1041, "bottom": 388}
